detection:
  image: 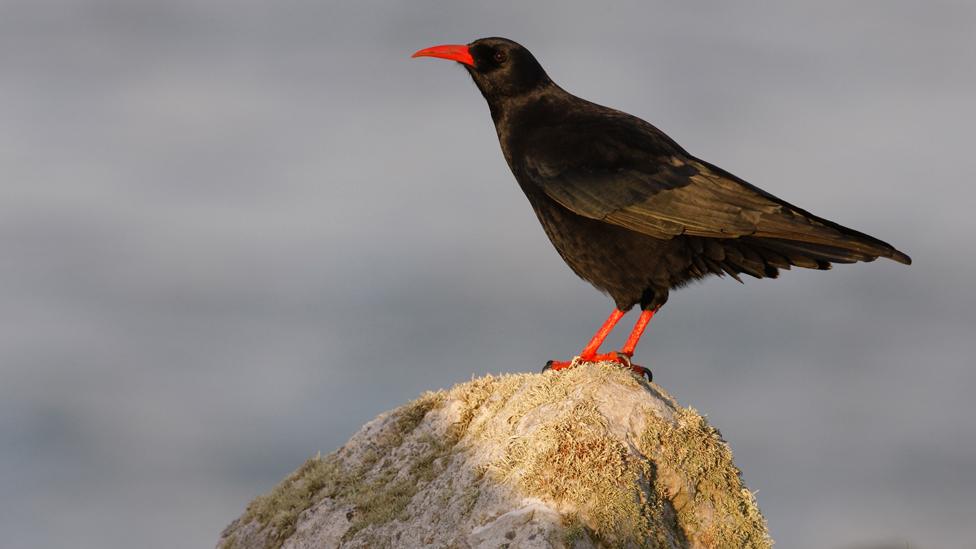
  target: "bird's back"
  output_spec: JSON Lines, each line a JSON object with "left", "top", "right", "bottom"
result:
{"left": 493, "top": 89, "right": 909, "bottom": 309}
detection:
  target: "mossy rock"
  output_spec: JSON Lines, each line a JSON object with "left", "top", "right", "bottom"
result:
{"left": 217, "top": 364, "right": 771, "bottom": 549}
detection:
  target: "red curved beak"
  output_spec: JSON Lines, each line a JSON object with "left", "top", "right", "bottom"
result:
{"left": 411, "top": 44, "right": 474, "bottom": 67}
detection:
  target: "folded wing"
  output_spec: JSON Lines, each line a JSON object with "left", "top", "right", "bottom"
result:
{"left": 533, "top": 153, "right": 911, "bottom": 266}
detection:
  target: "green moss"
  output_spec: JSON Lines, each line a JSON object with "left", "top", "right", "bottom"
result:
{"left": 218, "top": 533, "right": 237, "bottom": 549}
{"left": 495, "top": 399, "right": 664, "bottom": 547}
{"left": 378, "top": 391, "right": 446, "bottom": 453}
{"left": 238, "top": 391, "right": 447, "bottom": 548}
{"left": 562, "top": 518, "right": 589, "bottom": 546}
{"left": 483, "top": 365, "right": 674, "bottom": 548}
{"left": 342, "top": 473, "right": 416, "bottom": 540}
{"left": 458, "top": 483, "right": 481, "bottom": 516}
{"left": 638, "top": 407, "right": 771, "bottom": 548}
{"left": 446, "top": 373, "right": 524, "bottom": 443}
{"left": 340, "top": 433, "right": 455, "bottom": 542}
{"left": 240, "top": 455, "right": 341, "bottom": 546}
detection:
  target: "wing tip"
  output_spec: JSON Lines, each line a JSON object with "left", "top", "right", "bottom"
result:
{"left": 887, "top": 248, "right": 912, "bottom": 265}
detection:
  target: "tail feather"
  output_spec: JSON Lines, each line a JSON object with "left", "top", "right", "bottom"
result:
{"left": 749, "top": 236, "right": 911, "bottom": 271}
{"left": 686, "top": 232, "right": 910, "bottom": 285}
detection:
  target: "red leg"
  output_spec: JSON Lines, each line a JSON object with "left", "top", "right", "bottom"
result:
{"left": 579, "top": 309, "right": 625, "bottom": 360}
{"left": 620, "top": 308, "right": 656, "bottom": 356}
{"left": 546, "top": 309, "right": 624, "bottom": 371}
{"left": 606, "top": 308, "right": 657, "bottom": 382}
{"left": 545, "top": 309, "right": 657, "bottom": 382}
{"left": 545, "top": 308, "right": 658, "bottom": 382}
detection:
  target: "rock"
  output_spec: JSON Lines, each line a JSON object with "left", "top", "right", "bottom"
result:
{"left": 217, "top": 363, "right": 771, "bottom": 549}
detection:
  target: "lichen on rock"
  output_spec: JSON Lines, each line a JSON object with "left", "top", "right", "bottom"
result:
{"left": 217, "top": 364, "right": 771, "bottom": 549}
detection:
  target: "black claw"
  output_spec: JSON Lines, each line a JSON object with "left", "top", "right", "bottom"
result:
{"left": 638, "top": 366, "right": 653, "bottom": 383}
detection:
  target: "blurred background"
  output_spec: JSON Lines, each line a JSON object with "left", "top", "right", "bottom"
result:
{"left": 2, "top": 1, "right": 974, "bottom": 548}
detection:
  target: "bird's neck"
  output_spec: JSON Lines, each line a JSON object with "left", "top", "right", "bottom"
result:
{"left": 483, "top": 80, "right": 562, "bottom": 121}
{"left": 488, "top": 86, "right": 573, "bottom": 168}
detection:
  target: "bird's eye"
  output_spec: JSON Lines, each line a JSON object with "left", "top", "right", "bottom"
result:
{"left": 493, "top": 50, "right": 508, "bottom": 63}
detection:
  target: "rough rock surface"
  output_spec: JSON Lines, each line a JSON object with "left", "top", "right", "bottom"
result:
{"left": 217, "top": 363, "right": 771, "bottom": 548}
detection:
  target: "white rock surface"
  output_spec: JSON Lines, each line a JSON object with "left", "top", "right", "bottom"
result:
{"left": 217, "top": 364, "right": 771, "bottom": 549}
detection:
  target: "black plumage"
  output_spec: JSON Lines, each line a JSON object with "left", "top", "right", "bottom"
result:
{"left": 413, "top": 37, "right": 910, "bottom": 369}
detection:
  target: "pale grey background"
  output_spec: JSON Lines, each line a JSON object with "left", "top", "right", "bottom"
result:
{"left": 1, "top": 1, "right": 974, "bottom": 548}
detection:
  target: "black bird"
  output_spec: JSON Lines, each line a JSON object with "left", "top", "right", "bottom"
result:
{"left": 412, "top": 38, "right": 910, "bottom": 379}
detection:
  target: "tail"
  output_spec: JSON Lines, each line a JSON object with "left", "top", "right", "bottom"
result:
{"left": 695, "top": 158, "right": 912, "bottom": 268}
{"left": 748, "top": 192, "right": 911, "bottom": 267}
{"left": 754, "top": 229, "right": 911, "bottom": 269}
{"left": 745, "top": 183, "right": 912, "bottom": 268}
{"left": 685, "top": 228, "right": 910, "bottom": 284}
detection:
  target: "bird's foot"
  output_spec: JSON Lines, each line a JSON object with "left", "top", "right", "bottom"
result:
{"left": 542, "top": 352, "right": 652, "bottom": 382}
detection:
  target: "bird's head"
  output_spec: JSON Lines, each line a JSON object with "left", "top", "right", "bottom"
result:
{"left": 413, "top": 37, "right": 552, "bottom": 104}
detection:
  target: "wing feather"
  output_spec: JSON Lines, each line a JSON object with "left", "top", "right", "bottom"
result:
{"left": 534, "top": 154, "right": 910, "bottom": 264}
